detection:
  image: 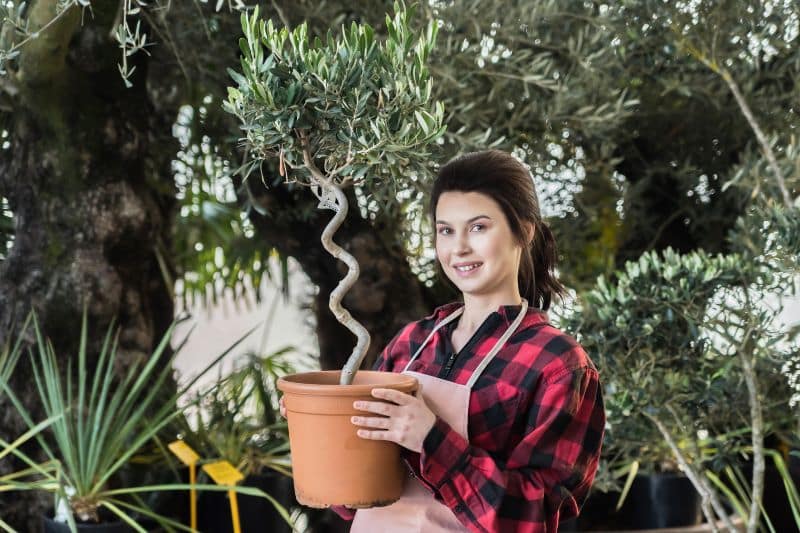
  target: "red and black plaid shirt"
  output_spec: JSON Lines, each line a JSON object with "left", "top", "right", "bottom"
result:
{"left": 336, "top": 302, "right": 605, "bottom": 532}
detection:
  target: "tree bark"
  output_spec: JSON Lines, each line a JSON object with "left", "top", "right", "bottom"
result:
{"left": 0, "top": 2, "right": 178, "bottom": 528}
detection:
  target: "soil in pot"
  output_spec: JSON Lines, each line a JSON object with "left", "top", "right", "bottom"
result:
{"left": 617, "top": 473, "right": 702, "bottom": 530}
{"left": 277, "top": 370, "right": 419, "bottom": 509}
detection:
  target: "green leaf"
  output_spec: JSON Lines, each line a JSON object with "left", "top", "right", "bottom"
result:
{"left": 227, "top": 68, "right": 248, "bottom": 88}
{"left": 414, "top": 110, "right": 429, "bottom": 135}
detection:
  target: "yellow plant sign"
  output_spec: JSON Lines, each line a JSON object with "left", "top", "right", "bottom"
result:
{"left": 202, "top": 460, "right": 245, "bottom": 533}
{"left": 202, "top": 460, "right": 244, "bottom": 486}
{"left": 168, "top": 440, "right": 200, "bottom": 530}
{"left": 168, "top": 440, "right": 200, "bottom": 466}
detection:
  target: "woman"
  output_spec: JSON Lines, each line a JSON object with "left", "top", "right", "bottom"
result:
{"left": 284, "top": 150, "right": 605, "bottom": 532}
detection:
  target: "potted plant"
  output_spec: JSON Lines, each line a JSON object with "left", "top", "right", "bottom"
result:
{"left": 4, "top": 312, "right": 278, "bottom": 532}
{"left": 564, "top": 202, "right": 800, "bottom": 531}
{"left": 176, "top": 346, "right": 304, "bottom": 533}
{"left": 223, "top": 2, "right": 445, "bottom": 508}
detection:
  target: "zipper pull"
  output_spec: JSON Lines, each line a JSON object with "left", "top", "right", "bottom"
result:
{"left": 442, "top": 352, "right": 457, "bottom": 378}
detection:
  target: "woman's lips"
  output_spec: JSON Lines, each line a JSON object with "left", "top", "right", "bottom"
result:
{"left": 453, "top": 262, "right": 483, "bottom": 277}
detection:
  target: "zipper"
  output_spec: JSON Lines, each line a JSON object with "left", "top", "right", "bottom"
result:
{"left": 442, "top": 352, "right": 458, "bottom": 378}
{"left": 443, "top": 316, "right": 487, "bottom": 378}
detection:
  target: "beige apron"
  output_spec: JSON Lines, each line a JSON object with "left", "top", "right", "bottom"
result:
{"left": 351, "top": 300, "right": 529, "bottom": 532}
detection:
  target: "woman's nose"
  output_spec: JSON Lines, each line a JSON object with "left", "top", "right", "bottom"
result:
{"left": 455, "top": 232, "right": 471, "bottom": 254}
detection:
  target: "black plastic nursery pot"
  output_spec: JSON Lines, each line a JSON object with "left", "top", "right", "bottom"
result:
{"left": 197, "top": 470, "right": 296, "bottom": 533}
{"left": 740, "top": 449, "right": 800, "bottom": 533}
{"left": 617, "top": 473, "right": 702, "bottom": 530}
{"left": 574, "top": 487, "right": 626, "bottom": 530}
{"left": 42, "top": 517, "right": 133, "bottom": 533}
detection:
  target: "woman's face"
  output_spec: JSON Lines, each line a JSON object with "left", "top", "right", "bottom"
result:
{"left": 434, "top": 191, "right": 524, "bottom": 300}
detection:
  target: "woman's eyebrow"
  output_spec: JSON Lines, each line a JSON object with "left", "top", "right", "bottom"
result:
{"left": 435, "top": 215, "right": 492, "bottom": 225}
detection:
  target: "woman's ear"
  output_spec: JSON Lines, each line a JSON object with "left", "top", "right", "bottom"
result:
{"left": 524, "top": 222, "right": 535, "bottom": 246}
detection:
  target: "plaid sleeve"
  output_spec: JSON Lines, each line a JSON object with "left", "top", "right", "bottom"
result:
{"left": 329, "top": 326, "right": 410, "bottom": 522}
{"left": 419, "top": 361, "right": 605, "bottom": 533}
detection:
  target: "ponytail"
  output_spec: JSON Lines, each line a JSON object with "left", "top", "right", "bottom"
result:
{"left": 519, "top": 222, "right": 564, "bottom": 311}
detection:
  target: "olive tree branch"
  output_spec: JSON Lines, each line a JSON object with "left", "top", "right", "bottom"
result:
{"left": 112, "top": 0, "right": 154, "bottom": 88}
{"left": 738, "top": 290, "right": 765, "bottom": 533}
{"left": 697, "top": 292, "right": 767, "bottom": 533}
{"left": 1, "top": 0, "right": 83, "bottom": 60}
{"left": 642, "top": 411, "right": 737, "bottom": 532}
{"left": 717, "top": 68, "right": 792, "bottom": 208}
{"left": 139, "top": 7, "right": 190, "bottom": 87}
{"left": 674, "top": 31, "right": 793, "bottom": 208}
{"left": 9, "top": 0, "right": 83, "bottom": 85}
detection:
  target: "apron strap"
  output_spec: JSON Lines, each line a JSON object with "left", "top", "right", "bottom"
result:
{"left": 465, "top": 299, "right": 528, "bottom": 389}
{"left": 402, "top": 306, "right": 464, "bottom": 372}
{"left": 402, "top": 300, "right": 529, "bottom": 386}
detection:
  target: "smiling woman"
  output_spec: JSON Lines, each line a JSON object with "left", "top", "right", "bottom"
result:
{"left": 324, "top": 149, "right": 606, "bottom": 533}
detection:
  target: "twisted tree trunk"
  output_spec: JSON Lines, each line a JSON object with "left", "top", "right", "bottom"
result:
{"left": 242, "top": 177, "right": 444, "bottom": 372}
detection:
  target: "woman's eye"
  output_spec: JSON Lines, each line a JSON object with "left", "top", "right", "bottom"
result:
{"left": 437, "top": 225, "right": 484, "bottom": 235}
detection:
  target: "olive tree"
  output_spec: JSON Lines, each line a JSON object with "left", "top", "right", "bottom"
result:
{"left": 224, "top": 2, "right": 444, "bottom": 383}
{"left": 565, "top": 201, "right": 799, "bottom": 531}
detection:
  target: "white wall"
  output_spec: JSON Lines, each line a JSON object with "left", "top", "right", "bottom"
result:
{"left": 172, "top": 258, "right": 318, "bottom": 395}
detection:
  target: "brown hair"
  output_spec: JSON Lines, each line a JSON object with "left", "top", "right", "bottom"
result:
{"left": 430, "top": 149, "right": 565, "bottom": 310}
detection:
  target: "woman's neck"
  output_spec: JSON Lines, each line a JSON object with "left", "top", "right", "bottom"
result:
{"left": 456, "top": 290, "right": 523, "bottom": 333}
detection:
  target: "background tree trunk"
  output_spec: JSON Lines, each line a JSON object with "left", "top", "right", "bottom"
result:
{"left": 0, "top": 2, "right": 177, "bottom": 528}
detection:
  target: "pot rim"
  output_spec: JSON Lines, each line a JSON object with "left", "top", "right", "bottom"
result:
{"left": 277, "top": 370, "right": 418, "bottom": 396}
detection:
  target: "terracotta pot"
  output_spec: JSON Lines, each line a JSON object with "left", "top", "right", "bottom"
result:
{"left": 277, "top": 370, "right": 418, "bottom": 509}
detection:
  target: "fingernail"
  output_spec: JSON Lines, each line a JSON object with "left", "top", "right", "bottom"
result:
{"left": 353, "top": 401, "right": 362, "bottom": 408}
{"left": 351, "top": 416, "right": 359, "bottom": 423}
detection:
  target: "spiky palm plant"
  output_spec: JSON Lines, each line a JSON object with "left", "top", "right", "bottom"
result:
{"left": 0, "top": 316, "right": 62, "bottom": 532}
{"left": 4, "top": 313, "right": 289, "bottom": 531}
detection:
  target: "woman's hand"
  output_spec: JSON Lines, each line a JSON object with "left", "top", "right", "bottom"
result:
{"left": 351, "top": 388, "right": 437, "bottom": 453}
{"left": 279, "top": 396, "right": 286, "bottom": 418}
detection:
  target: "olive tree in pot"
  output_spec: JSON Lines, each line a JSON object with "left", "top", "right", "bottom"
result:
{"left": 223, "top": 2, "right": 444, "bottom": 509}
{"left": 563, "top": 203, "right": 800, "bottom": 532}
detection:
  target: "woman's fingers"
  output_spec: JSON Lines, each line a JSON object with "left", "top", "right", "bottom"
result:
{"left": 370, "top": 388, "right": 414, "bottom": 405}
{"left": 351, "top": 415, "right": 391, "bottom": 429}
{"left": 353, "top": 400, "right": 398, "bottom": 416}
{"left": 356, "top": 428, "right": 396, "bottom": 441}
{"left": 351, "top": 389, "right": 413, "bottom": 417}
{"left": 351, "top": 390, "right": 436, "bottom": 452}
{"left": 279, "top": 396, "right": 286, "bottom": 418}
